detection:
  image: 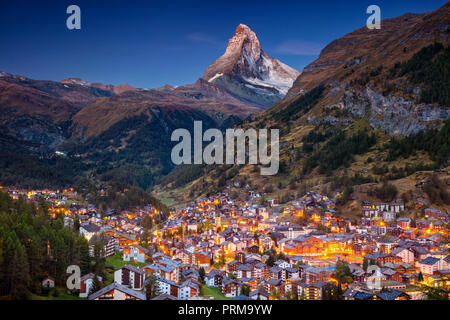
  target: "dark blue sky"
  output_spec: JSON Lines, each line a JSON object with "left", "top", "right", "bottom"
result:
{"left": 0, "top": 0, "right": 446, "bottom": 88}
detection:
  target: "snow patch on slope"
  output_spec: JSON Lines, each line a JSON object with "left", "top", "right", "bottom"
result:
{"left": 208, "top": 73, "right": 223, "bottom": 83}
{"left": 243, "top": 55, "right": 300, "bottom": 95}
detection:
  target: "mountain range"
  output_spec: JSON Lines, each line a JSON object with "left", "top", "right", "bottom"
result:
{"left": 0, "top": 3, "right": 449, "bottom": 209}
{"left": 158, "top": 2, "right": 450, "bottom": 208}
{"left": 0, "top": 23, "right": 299, "bottom": 188}
{"left": 203, "top": 24, "right": 300, "bottom": 107}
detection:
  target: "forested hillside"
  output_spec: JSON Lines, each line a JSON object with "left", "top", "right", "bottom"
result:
{"left": 0, "top": 193, "right": 90, "bottom": 299}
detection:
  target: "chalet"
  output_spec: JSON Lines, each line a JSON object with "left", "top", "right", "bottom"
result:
{"left": 383, "top": 211, "right": 396, "bottom": 223}
{"left": 377, "top": 239, "right": 397, "bottom": 254}
{"left": 235, "top": 251, "right": 246, "bottom": 263}
{"left": 373, "top": 224, "right": 387, "bottom": 236}
{"left": 380, "top": 268, "right": 402, "bottom": 282}
{"left": 252, "top": 262, "right": 268, "bottom": 279}
{"left": 416, "top": 220, "right": 433, "bottom": 230}
{"left": 352, "top": 270, "right": 369, "bottom": 282}
{"left": 296, "top": 281, "right": 327, "bottom": 300}
{"left": 274, "top": 259, "right": 290, "bottom": 269}
{"left": 411, "top": 246, "right": 430, "bottom": 260}
{"left": 430, "top": 270, "right": 450, "bottom": 288}
{"left": 365, "top": 252, "right": 402, "bottom": 265}
{"left": 265, "top": 278, "right": 284, "bottom": 296}
{"left": 424, "top": 208, "right": 443, "bottom": 220}
{"left": 269, "top": 266, "right": 283, "bottom": 280}
{"left": 249, "top": 289, "right": 270, "bottom": 300}
{"left": 303, "top": 267, "right": 330, "bottom": 284}
{"left": 151, "top": 293, "right": 178, "bottom": 300}
{"left": 80, "top": 223, "right": 101, "bottom": 241}
{"left": 244, "top": 278, "right": 260, "bottom": 290}
{"left": 402, "top": 228, "right": 418, "bottom": 240}
{"left": 285, "top": 267, "right": 300, "bottom": 280}
{"left": 156, "top": 277, "right": 180, "bottom": 297}
{"left": 246, "top": 244, "right": 260, "bottom": 254}
{"left": 205, "top": 269, "right": 226, "bottom": 287}
{"left": 276, "top": 225, "right": 305, "bottom": 239}
{"left": 123, "top": 244, "right": 149, "bottom": 263}
{"left": 246, "top": 254, "right": 263, "bottom": 263}
{"left": 114, "top": 265, "right": 145, "bottom": 290}
{"left": 391, "top": 247, "right": 415, "bottom": 264}
{"left": 174, "top": 249, "right": 192, "bottom": 264}
{"left": 267, "top": 199, "right": 279, "bottom": 207}
{"left": 236, "top": 264, "right": 254, "bottom": 278}
{"left": 145, "top": 263, "right": 177, "bottom": 282}
{"left": 402, "top": 272, "right": 419, "bottom": 284}
{"left": 343, "top": 288, "right": 360, "bottom": 300}
{"left": 397, "top": 218, "right": 411, "bottom": 229}
{"left": 89, "top": 235, "right": 116, "bottom": 258}
{"left": 439, "top": 255, "right": 450, "bottom": 270}
{"left": 88, "top": 282, "right": 146, "bottom": 300}
{"left": 41, "top": 276, "right": 55, "bottom": 289}
{"left": 417, "top": 257, "right": 440, "bottom": 275}
{"left": 227, "top": 260, "right": 239, "bottom": 272}
{"left": 79, "top": 273, "right": 103, "bottom": 298}
{"left": 222, "top": 278, "right": 242, "bottom": 298}
{"left": 154, "top": 258, "right": 182, "bottom": 281}
{"left": 376, "top": 203, "right": 404, "bottom": 213}
{"left": 344, "top": 289, "right": 409, "bottom": 300}
{"left": 182, "top": 269, "right": 200, "bottom": 282}
{"left": 178, "top": 279, "right": 200, "bottom": 300}
{"left": 192, "top": 251, "right": 211, "bottom": 267}
{"left": 363, "top": 208, "right": 379, "bottom": 218}
{"left": 142, "top": 263, "right": 158, "bottom": 276}
{"left": 103, "top": 229, "right": 137, "bottom": 251}
{"left": 383, "top": 262, "right": 416, "bottom": 274}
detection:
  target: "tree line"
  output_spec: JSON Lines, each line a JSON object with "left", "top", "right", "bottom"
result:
{"left": 0, "top": 192, "right": 90, "bottom": 299}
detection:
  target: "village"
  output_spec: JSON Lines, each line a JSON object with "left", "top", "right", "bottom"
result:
{"left": 2, "top": 184, "right": 449, "bottom": 301}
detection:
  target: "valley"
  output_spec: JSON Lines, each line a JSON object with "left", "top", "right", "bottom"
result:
{"left": 0, "top": 0, "right": 449, "bottom": 303}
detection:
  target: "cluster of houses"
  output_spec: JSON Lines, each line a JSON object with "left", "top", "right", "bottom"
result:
{"left": 3, "top": 186, "right": 449, "bottom": 300}
{"left": 78, "top": 190, "right": 449, "bottom": 300}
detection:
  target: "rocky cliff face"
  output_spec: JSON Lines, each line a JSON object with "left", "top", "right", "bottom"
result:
{"left": 203, "top": 24, "right": 300, "bottom": 107}
{"left": 284, "top": 2, "right": 450, "bottom": 136}
{"left": 313, "top": 85, "right": 449, "bottom": 136}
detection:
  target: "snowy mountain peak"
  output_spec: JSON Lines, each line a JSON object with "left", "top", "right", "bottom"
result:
{"left": 203, "top": 24, "right": 300, "bottom": 107}
{"left": 226, "top": 24, "right": 261, "bottom": 62}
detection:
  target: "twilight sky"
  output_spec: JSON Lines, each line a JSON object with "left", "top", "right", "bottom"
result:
{"left": 0, "top": 0, "right": 446, "bottom": 88}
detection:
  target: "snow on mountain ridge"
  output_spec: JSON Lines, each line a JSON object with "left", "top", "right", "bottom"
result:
{"left": 202, "top": 24, "right": 300, "bottom": 107}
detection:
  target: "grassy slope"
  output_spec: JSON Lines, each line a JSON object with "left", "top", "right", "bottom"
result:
{"left": 103, "top": 253, "right": 147, "bottom": 286}
{"left": 200, "top": 285, "right": 231, "bottom": 300}
{"left": 29, "top": 290, "right": 84, "bottom": 300}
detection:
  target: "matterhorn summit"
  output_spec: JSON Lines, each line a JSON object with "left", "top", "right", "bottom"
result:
{"left": 203, "top": 24, "right": 300, "bottom": 107}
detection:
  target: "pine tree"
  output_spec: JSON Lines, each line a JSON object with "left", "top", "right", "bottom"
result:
{"left": 418, "top": 271, "right": 424, "bottom": 282}
{"left": 241, "top": 285, "right": 250, "bottom": 296}
{"left": 89, "top": 273, "right": 102, "bottom": 296}
{"left": 140, "top": 229, "right": 149, "bottom": 248}
{"left": 145, "top": 274, "right": 160, "bottom": 300}
{"left": 0, "top": 192, "right": 93, "bottom": 299}
{"left": 7, "top": 237, "right": 30, "bottom": 299}
{"left": 363, "top": 258, "right": 369, "bottom": 272}
{"left": 199, "top": 267, "right": 206, "bottom": 284}
{"left": 79, "top": 239, "right": 91, "bottom": 275}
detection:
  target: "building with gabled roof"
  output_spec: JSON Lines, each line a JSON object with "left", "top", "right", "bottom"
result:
{"left": 418, "top": 256, "right": 440, "bottom": 275}
{"left": 88, "top": 282, "right": 146, "bottom": 300}
{"left": 114, "top": 265, "right": 145, "bottom": 290}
